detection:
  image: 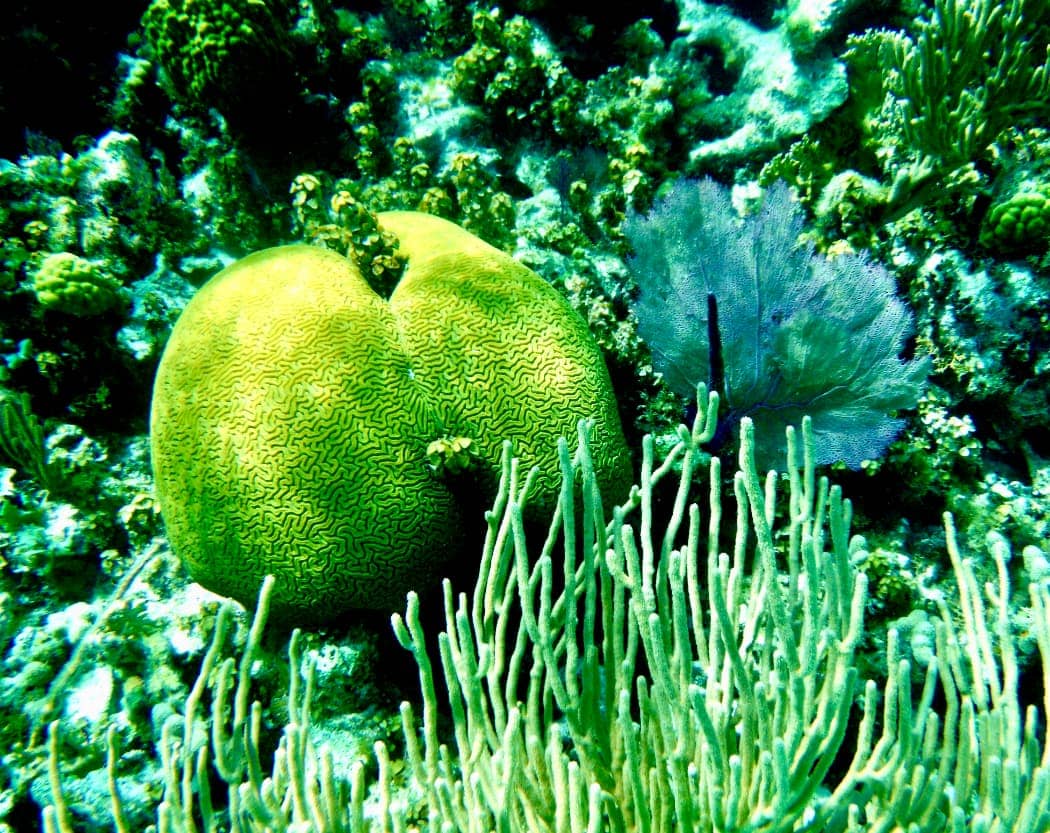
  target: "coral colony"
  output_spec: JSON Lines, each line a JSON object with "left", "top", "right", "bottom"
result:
{"left": 0, "top": 0, "right": 1047, "bottom": 830}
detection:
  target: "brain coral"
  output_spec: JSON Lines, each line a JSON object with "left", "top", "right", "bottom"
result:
{"left": 151, "top": 212, "right": 630, "bottom": 622}
{"left": 380, "top": 211, "right": 629, "bottom": 509}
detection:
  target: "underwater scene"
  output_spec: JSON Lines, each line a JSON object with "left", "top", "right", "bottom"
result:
{"left": 1, "top": 0, "right": 1049, "bottom": 830}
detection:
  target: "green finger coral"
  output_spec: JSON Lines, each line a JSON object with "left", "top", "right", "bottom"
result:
{"left": 150, "top": 212, "right": 629, "bottom": 622}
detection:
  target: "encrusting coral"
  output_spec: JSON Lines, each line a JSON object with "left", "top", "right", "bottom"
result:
{"left": 150, "top": 212, "right": 629, "bottom": 622}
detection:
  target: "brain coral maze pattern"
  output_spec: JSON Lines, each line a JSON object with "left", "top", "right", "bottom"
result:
{"left": 150, "top": 213, "right": 630, "bottom": 622}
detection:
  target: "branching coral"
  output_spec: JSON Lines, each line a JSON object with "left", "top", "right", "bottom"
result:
{"left": 879, "top": 0, "right": 1050, "bottom": 171}
{"left": 42, "top": 390, "right": 1050, "bottom": 831}
{"left": 141, "top": 0, "right": 295, "bottom": 126}
{"left": 827, "top": 0, "right": 1050, "bottom": 229}
{"left": 450, "top": 8, "right": 581, "bottom": 137}
{"left": 0, "top": 390, "right": 52, "bottom": 491}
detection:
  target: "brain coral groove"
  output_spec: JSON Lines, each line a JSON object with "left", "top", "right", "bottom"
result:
{"left": 382, "top": 211, "right": 629, "bottom": 509}
{"left": 151, "top": 213, "right": 630, "bottom": 622}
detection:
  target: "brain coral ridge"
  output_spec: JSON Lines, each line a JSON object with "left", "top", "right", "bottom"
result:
{"left": 150, "top": 211, "right": 630, "bottom": 623}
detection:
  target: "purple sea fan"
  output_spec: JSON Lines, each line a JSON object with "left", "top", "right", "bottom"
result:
{"left": 625, "top": 179, "right": 930, "bottom": 469}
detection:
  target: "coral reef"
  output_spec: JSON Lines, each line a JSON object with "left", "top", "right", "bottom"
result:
{"left": 878, "top": 0, "right": 1048, "bottom": 172}
{"left": 676, "top": 0, "right": 849, "bottom": 167}
{"left": 141, "top": 0, "right": 295, "bottom": 127}
{"left": 450, "top": 9, "right": 582, "bottom": 138}
{"left": 0, "top": 0, "right": 1049, "bottom": 828}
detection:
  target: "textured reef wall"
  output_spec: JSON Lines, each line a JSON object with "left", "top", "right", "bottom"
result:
{"left": 0, "top": 0, "right": 1048, "bottom": 830}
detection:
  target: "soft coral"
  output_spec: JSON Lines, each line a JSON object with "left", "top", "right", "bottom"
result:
{"left": 625, "top": 178, "right": 930, "bottom": 469}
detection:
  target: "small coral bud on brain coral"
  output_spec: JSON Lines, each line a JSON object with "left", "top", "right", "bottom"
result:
{"left": 427, "top": 435, "right": 479, "bottom": 477}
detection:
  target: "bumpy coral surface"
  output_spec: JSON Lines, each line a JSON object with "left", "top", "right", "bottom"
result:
{"left": 141, "top": 0, "right": 292, "bottom": 123}
{"left": 32, "top": 252, "right": 126, "bottom": 316}
{"left": 981, "top": 187, "right": 1050, "bottom": 254}
{"left": 150, "top": 213, "right": 629, "bottom": 621}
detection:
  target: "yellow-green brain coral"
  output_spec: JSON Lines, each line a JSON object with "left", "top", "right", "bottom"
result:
{"left": 150, "top": 211, "right": 630, "bottom": 622}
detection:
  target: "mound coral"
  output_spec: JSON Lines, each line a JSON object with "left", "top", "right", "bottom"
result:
{"left": 31, "top": 252, "right": 126, "bottom": 317}
{"left": 141, "top": 0, "right": 293, "bottom": 125}
{"left": 150, "top": 212, "right": 629, "bottom": 622}
{"left": 981, "top": 186, "right": 1050, "bottom": 254}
